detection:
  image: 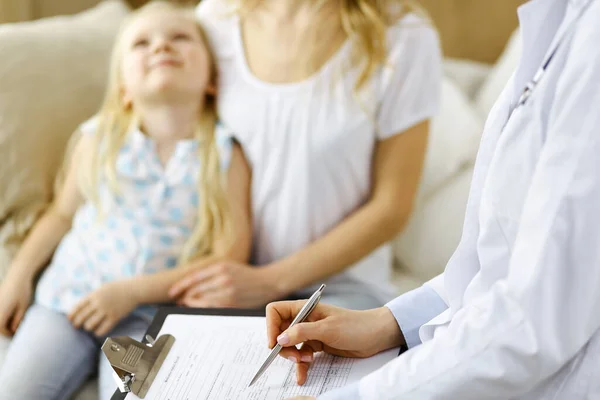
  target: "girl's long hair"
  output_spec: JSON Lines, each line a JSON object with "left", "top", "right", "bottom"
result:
{"left": 79, "top": 1, "right": 232, "bottom": 264}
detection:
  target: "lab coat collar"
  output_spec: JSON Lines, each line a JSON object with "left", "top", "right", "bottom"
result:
{"left": 517, "top": 0, "right": 565, "bottom": 60}
{"left": 512, "top": 0, "right": 592, "bottom": 106}
{"left": 544, "top": 0, "right": 594, "bottom": 51}
{"left": 514, "top": 0, "right": 566, "bottom": 103}
{"left": 518, "top": 0, "right": 593, "bottom": 61}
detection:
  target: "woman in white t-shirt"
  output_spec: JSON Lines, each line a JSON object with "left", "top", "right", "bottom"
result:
{"left": 169, "top": 0, "right": 442, "bottom": 310}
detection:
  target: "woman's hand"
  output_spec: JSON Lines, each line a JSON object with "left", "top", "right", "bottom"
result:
{"left": 0, "top": 271, "right": 34, "bottom": 336}
{"left": 169, "top": 262, "right": 280, "bottom": 309}
{"left": 68, "top": 280, "right": 139, "bottom": 337}
{"left": 267, "top": 300, "right": 404, "bottom": 385}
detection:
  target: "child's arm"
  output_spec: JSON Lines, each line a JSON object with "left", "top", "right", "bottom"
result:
{"left": 8, "top": 134, "right": 87, "bottom": 280}
{"left": 68, "top": 143, "right": 252, "bottom": 336}
{"left": 0, "top": 133, "right": 87, "bottom": 335}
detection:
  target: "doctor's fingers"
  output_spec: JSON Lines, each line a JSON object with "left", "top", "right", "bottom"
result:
{"left": 278, "top": 340, "right": 322, "bottom": 362}
{"left": 296, "top": 361, "right": 311, "bottom": 386}
{"left": 266, "top": 301, "right": 325, "bottom": 347}
{"left": 298, "top": 342, "right": 319, "bottom": 363}
{"left": 278, "top": 321, "right": 329, "bottom": 349}
{"left": 295, "top": 342, "right": 321, "bottom": 385}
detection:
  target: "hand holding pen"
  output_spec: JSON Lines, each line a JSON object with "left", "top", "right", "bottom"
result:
{"left": 249, "top": 284, "right": 326, "bottom": 386}
{"left": 260, "top": 286, "right": 404, "bottom": 385}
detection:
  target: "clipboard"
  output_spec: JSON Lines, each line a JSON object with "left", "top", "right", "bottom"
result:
{"left": 108, "top": 307, "right": 265, "bottom": 400}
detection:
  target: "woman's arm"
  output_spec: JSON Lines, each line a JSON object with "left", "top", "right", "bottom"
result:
{"left": 129, "top": 142, "right": 253, "bottom": 305}
{"left": 267, "top": 121, "right": 428, "bottom": 295}
{"left": 169, "top": 121, "right": 428, "bottom": 308}
{"left": 8, "top": 134, "right": 88, "bottom": 281}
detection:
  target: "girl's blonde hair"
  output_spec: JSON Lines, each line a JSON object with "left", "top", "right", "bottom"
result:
{"left": 234, "top": 0, "right": 428, "bottom": 91}
{"left": 79, "top": 1, "right": 231, "bottom": 264}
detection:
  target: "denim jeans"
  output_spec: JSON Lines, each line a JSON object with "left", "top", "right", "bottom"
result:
{"left": 0, "top": 304, "right": 151, "bottom": 400}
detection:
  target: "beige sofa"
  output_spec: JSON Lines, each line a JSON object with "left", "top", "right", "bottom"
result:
{"left": 0, "top": 1, "right": 521, "bottom": 398}
{"left": 0, "top": 1, "right": 130, "bottom": 398}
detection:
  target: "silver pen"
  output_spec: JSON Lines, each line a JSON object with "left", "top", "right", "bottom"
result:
{"left": 248, "top": 284, "right": 326, "bottom": 387}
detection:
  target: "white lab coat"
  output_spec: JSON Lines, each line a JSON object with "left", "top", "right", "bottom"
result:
{"left": 359, "top": 0, "right": 600, "bottom": 398}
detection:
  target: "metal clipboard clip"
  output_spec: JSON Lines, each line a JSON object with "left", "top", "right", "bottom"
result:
{"left": 101, "top": 334, "right": 175, "bottom": 398}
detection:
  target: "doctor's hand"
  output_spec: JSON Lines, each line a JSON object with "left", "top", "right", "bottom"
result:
{"left": 68, "top": 280, "right": 139, "bottom": 337}
{"left": 266, "top": 301, "right": 404, "bottom": 385}
{"left": 168, "top": 262, "right": 280, "bottom": 309}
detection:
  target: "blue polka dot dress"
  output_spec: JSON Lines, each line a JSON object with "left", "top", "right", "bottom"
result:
{"left": 35, "top": 117, "right": 233, "bottom": 315}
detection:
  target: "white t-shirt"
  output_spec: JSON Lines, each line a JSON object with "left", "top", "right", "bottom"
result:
{"left": 196, "top": 0, "right": 442, "bottom": 302}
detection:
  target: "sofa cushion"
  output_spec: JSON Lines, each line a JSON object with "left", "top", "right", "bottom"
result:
{"left": 0, "top": 0, "right": 129, "bottom": 281}
{"left": 443, "top": 58, "right": 492, "bottom": 101}
{"left": 394, "top": 167, "right": 473, "bottom": 284}
{"left": 390, "top": 267, "right": 426, "bottom": 296}
{"left": 418, "top": 75, "right": 483, "bottom": 201}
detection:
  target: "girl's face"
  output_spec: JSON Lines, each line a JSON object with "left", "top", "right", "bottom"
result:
{"left": 119, "top": 9, "right": 213, "bottom": 105}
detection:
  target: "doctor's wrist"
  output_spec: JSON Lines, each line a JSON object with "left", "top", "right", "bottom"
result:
{"left": 370, "top": 307, "right": 406, "bottom": 353}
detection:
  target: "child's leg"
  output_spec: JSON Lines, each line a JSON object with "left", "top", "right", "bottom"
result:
{"left": 98, "top": 313, "right": 152, "bottom": 399}
{"left": 0, "top": 303, "right": 98, "bottom": 400}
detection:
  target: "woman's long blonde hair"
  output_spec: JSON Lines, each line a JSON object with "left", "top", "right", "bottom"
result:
{"left": 79, "top": 1, "right": 231, "bottom": 264}
{"left": 234, "top": 0, "right": 428, "bottom": 91}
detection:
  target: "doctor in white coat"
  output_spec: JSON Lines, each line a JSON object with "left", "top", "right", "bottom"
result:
{"left": 265, "top": 0, "right": 600, "bottom": 398}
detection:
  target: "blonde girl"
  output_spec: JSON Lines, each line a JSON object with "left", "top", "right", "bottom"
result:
{"left": 0, "top": 2, "right": 251, "bottom": 398}
{"left": 170, "top": 0, "right": 442, "bottom": 311}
